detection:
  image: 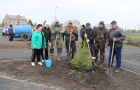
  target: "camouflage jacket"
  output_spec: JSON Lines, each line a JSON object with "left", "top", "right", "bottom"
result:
{"left": 51, "top": 24, "right": 65, "bottom": 40}
{"left": 95, "top": 27, "right": 108, "bottom": 45}
{"left": 64, "top": 26, "right": 78, "bottom": 41}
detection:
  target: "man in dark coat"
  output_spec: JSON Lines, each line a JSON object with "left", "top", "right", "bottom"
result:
{"left": 81, "top": 23, "right": 96, "bottom": 59}
{"left": 40, "top": 22, "right": 51, "bottom": 62}
{"left": 8, "top": 24, "right": 14, "bottom": 41}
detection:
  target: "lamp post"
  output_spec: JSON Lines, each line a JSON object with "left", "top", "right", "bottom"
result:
{"left": 55, "top": 7, "right": 57, "bottom": 21}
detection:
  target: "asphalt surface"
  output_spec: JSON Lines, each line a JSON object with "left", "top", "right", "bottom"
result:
{"left": 0, "top": 77, "right": 44, "bottom": 90}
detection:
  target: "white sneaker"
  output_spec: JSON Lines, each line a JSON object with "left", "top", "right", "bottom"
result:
{"left": 31, "top": 62, "right": 35, "bottom": 66}
{"left": 92, "top": 57, "right": 96, "bottom": 60}
{"left": 42, "top": 60, "right": 45, "bottom": 62}
{"left": 38, "top": 62, "right": 43, "bottom": 65}
{"left": 115, "top": 69, "right": 120, "bottom": 73}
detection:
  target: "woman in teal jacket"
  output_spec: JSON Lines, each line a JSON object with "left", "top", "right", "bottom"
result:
{"left": 31, "top": 24, "right": 46, "bottom": 66}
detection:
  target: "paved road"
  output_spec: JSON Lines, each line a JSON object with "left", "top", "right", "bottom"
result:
{"left": 0, "top": 77, "right": 44, "bottom": 90}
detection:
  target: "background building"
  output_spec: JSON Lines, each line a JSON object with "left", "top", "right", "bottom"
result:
{"left": 3, "top": 14, "right": 30, "bottom": 27}
{"left": 96, "top": 24, "right": 111, "bottom": 30}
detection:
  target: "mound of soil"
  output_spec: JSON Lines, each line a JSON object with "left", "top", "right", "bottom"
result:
{"left": 0, "top": 41, "right": 31, "bottom": 49}
{"left": 0, "top": 60, "right": 140, "bottom": 90}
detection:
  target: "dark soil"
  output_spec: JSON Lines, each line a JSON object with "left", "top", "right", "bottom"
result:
{"left": 0, "top": 41, "right": 31, "bottom": 49}
{"left": 126, "top": 42, "right": 140, "bottom": 47}
{"left": 0, "top": 60, "right": 140, "bottom": 90}
{"left": 0, "top": 41, "right": 80, "bottom": 49}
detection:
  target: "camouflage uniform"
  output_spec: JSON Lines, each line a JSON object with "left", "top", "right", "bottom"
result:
{"left": 50, "top": 23, "right": 65, "bottom": 59}
{"left": 94, "top": 27, "right": 108, "bottom": 64}
{"left": 64, "top": 26, "right": 78, "bottom": 58}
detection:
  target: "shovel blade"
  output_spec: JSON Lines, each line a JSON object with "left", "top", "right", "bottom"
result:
{"left": 106, "top": 68, "right": 113, "bottom": 76}
{"left": 67, "top": 54, "right": 71, "bottom": 61}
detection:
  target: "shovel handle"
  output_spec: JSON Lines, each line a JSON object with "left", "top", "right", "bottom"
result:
{"left": 110, "top": 41, "right": 115, "bottom": 68}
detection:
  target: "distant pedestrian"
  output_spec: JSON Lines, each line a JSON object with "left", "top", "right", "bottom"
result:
{"left": 31, "top": 24, "right": 46, "bottom": 66}
{"left": 40, "top": 22, "right": 51, "bottom": 62}
{"left": 80, "top": 25, "right": 85, "bottom": 38}
{"left": 81, "top": 23, "right": 96, "bottom": 59}
{"left": 94, "top": 21, "right": 108, "bottom": 67}
{"left": 8, "top": 24, "right": 14, "bottom": 41}
{"left": 106, "top": 21, "right": 126, "bottom": 72}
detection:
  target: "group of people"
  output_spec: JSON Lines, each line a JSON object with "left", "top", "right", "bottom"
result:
{"left": 31, "top": 20, "right": 126, "bottom": 73}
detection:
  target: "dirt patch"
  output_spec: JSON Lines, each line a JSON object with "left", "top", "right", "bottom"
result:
{"left": 0, "top": 41, "right": 31, "bottom": 49}
{"left": 0, "top": 60, "right": 140, "bottom": 90}
{"left": 0, "top": 41, "right": 81, "bottom": 49}
{"left": 126, "top": 42, "right": 140, "bottom": 47}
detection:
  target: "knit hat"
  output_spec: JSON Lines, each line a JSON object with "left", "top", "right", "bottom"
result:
{"left": 99, "top": 21, "right": 104, "bottom": 25}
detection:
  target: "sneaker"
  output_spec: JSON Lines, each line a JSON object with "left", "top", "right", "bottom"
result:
{"left": 31, "top": 62, "right": 35, "bottom": 66}
{"left": 42, "top": 60, "right": 45, "bottom": 62}
{"left": 115, "top": 69, "right": 120, "bottom": 73}
{"left": 92, "top": 57, "right": 96, "bottom": 60}
{"left": 38, "top": 62, "right": 43, "bottom": 66}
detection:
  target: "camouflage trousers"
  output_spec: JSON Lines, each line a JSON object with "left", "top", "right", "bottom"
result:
{"left": 50, "top": 39, "right": 63, "bottom": 54}
{"left": 94, "top": 44, "right": 105, "bottom": 64}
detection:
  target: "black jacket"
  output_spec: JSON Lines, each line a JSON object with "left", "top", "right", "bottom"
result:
{"left": 81, "top": 28, "right": 96, "bottom": 43}
{"left": 42, "top": 27, "right": 51, "bottom": 43}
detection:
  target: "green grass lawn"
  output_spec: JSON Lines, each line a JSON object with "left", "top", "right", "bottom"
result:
{"left": 126, "top": 33, "right": 140, "bottom": 41}
{"left": 123, "top": 44, "right": 137, "bottom": 48}
{"left": 0, "top": 29, "right": 2, "bottom": 33}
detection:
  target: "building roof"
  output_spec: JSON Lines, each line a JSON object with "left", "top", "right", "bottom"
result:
{"left": 63, "top": 20, "right": 81, "bottom": 26}
{"left": 6, "top": 14, "right": 27, "bottom": 20}
{"left": 96, "top": 24, "right": 111, "bottom": 30}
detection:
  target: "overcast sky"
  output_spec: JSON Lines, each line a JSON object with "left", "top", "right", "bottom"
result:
{"left": 0, "top": 0, "right": 140, "bottom": 30}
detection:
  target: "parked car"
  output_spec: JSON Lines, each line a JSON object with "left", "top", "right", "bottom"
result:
{"left": 2, "top": 27, "right": 9, "bottom": 36}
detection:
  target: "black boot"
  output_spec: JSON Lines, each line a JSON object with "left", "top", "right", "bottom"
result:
{"left": 72, "top": 54, "right": 74, "bottom": 59}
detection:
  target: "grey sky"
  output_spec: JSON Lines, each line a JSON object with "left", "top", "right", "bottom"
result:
{"left": 0, "top": 0, "right": 140, "bottom": 30}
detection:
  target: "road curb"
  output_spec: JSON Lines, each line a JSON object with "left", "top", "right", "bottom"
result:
{"left": 0, "top": 75, "right": 63, "bottom": 90}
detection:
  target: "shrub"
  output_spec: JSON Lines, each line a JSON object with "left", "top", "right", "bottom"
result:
{"left": 127, "top": 37, "right": 134, "bottom": 44}
{"left": 131, "top": 30, "right": 136, "bottom": 33}
{"left": 70, "top": 41, "right": 93, "bottom": 72}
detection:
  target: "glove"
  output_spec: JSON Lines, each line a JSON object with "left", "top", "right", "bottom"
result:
{"left": 55, "top": 30, "right": 60, "bottom": 35}
{"left": 49, "top": 43, "right": 51, "bottom": 46}
{"left": 86, "top": 39, "right": 90, "bottom": 43}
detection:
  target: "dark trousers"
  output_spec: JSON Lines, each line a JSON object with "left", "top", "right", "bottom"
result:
{"left": 31, "top": 49, "right": 41, "bottom": 62}
{"left": 108, "top": 48, "right": 122, "bottom": 70}
{"left": 65, "top": 41, "right": 76, "bottom": 54}
{"left": 40, "top": 44, "right": 48, "bottom": 60}
{"left": 95, "top": 44, "right": 105, "bottom": 63}
{"left": 9, "top": 34, "right": 13, "bottom": 41}
{"left": 89, "top": 42, "right": 95, "bottom": 57}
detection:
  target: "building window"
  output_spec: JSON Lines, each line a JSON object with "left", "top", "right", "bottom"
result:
{"left": 17, "top": 18, "right": 20, "bottom": 22}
